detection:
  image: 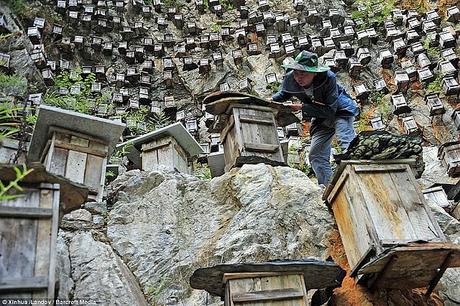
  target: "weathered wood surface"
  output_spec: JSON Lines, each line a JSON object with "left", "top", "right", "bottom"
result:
{"left": 324, "top": 160, "right": 448, "bottom": 289}
{"left": 222, "top": 105, "right": 285, "bottom": 171}
{"left": 358, "top": 242, "right": 460, "bottom": 290}
{"left": 42, "top": 129, "right": 108, "bottom": 201}
{"left": 227, "top": 274, "right": 307, "bottom": 306}
{"left": 0, "top": 183, "right": 60, "bottom": 299}
{"left": 423, "top": 186, "right": 451, "bottom": 209}
{"left": 141, "top": 136, "right": 190, "bottom": 173}
{"left": 189, "top": 260, "right": 345, "bottom": 298}
{"left": 0, "top": 163, "right": 88, "bottom": 214}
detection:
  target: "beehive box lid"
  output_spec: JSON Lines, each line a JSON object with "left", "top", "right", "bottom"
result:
{"left": 29, "top": 105, "right": 126, "bottom": 161}
{"left": 0, "top": 162, "right": 88, "bottom": 213}
{"left": 190, "top": 259, "right": 345, "bottom": 297}
{"left": 358, "top": 242, "right": 460, "bottom": 290}
{"left": 118, "top": 122, "right": 203, "bottom": 157}
{"left": 323, "top": 159, "right": 416, "bottom": 204}
{"left": 203, "top": 91, "right": 298, "bottom": 128}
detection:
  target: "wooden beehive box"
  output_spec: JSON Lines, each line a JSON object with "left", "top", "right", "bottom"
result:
{"left": 0, "top": 183, "right": 60, "bottom": 300}
{"left": 204, "top": 92, "right": 297, "bottom": 172}
{"left": 438, "top": 141, "right": 460, "bottom": 177}
{"left": 324, "top": 160, "right": 460, "bottom": 291}
{"left": 117, "top": 122, "right": 203, "bottom": 174}
{"left": 190, "top": 260, "right": 344, "bottom": 306}
{"left": 0, "top": 163, "right": 88, "bottom": 299}
{"left": 28, "top": 105, "right": 125, "bottom": 202}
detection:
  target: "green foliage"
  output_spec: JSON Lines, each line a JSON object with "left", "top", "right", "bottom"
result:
{"left": 210, "top": 23, "right": 221, "bottom": 32}
{"left": 0, "top": 73, "right": 28, "bottom": 97}
{"left": 427, "top": 74, "right": 443, "bottom": 94}
{"left": 25, "top": 113, "right": 38, "bottom": 125}
{"left": 43, "top": 68, "right": 109, "bottom": 115}
{"left": 221, "top": 0, "right": 235, "bottom": 11}
{"left": 113, "top": 142, "right": 134, "bottom": 160}
{"left": 4, "top": 0, "right": 27, "bottom": 16}
{"left": 266, "top": 81, "right": 281, "bottom": 94}
{"left": 370, "top": 92, "right": 391, "bottom": 120}
{"left": 194, "top": 163, "right": 212, "bottom": 180}
{"left": 0, "top": 165, "right": 33, "bottom": 201}
{"left": 148, "top": 110, "right": 171, "bottom": 130}
{"left": 423, "top": 37, "right": 440, "bottom": 58}
{"left": 351, "top": 0, "right": 395, "bottom": 29}
{"left": 0, "top": 104, "right": 21, "bottom": 142}
{"left": 147, "top": 277, "right": 171, "bottom": 304}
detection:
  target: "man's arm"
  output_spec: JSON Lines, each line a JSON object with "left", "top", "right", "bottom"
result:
{"left": 272, "top": 89, "right": 292, "bottom": 102}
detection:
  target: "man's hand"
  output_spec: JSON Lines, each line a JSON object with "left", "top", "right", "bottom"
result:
{"left": 289, "top": 104, "right": 303, "bottom": 111}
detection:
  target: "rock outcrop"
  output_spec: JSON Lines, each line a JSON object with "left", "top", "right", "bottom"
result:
{"left": 56, "top": 163, "right": 460, "bottom": 305}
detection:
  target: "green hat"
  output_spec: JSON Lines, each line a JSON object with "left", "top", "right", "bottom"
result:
{"left": 281, "top": 51, "right": 330, "bottom": 73}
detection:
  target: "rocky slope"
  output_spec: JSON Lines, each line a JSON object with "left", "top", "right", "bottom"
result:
{"left": 56, "top": 162, "right": 460, "bottom": 305}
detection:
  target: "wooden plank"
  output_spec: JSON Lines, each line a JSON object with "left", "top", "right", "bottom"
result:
{"left": 157, "top": 143, "right": 174, "bottom": 169}
{"left": 244, "top": 143, "right": 280, "bottom": 153}
{"left": 47, "top": 186, "right": 60, "bottom": 299}
{"left": 232, "top": 288, "right": 304, "bottom": 302}
{"left": 224, "top": 272, "right": 295, "bottom": 282}
{"left": 54, "top": 141, "right": 107, "bottom": 157}
{"left": 239, "top": 116, "right": 274, "bottom": 125}
{"left": 33, "top": 188, "right": 53, "bottom": 299}
{"left": 0, "top": 277, "right": 48, "bottom": 291}
{"left": 141, "top": 141, "right": 171, "bottom": 153}
{"left": 65, "top": 150, "right": 87, "bottom": 184}
{"left": 332, "top": 173, "right": 378, "bottom": 271}
{"left": 141, "top": 136, "right": 172, "bottom": 152}
{"left": 220, "top": 115, "right": 235, "bottom": 144}
{"left": 0, "top": 206, "right": 53, "bottom": 218}
{"left": 403, "top": 164, "right": 447, "bottom": 241}
{"left": 84, "top": 154, "right": 104, "bottom": 190}
{"left": 70, "top": 135, "right": 90, "bottom": 147}
{"left": 48, "top": 147, "right": 68, "bottom": 176}
{"left": 353, "top": 164, "right": 407, "bottom": 172}
{"left": 389, "top": 169, "right": 444, "bottom": 241}
{"left": 355, "top": 169, "right": 417, "bottom": 242}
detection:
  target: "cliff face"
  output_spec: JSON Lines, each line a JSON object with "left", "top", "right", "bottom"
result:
{"left": 55, "top": 163, "right": 460, "bottom": 305}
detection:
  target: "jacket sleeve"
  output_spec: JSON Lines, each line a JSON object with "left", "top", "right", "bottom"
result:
{"left": 272, "top": 89, "right": 292, "bottom": 102}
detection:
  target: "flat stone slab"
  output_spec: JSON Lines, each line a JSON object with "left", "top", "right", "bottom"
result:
{"left": 190, "top": 259, "right": 345, "bottom": 297}
{"left": 28, "top": 105, "right": 126, "bottom": 161}
{"left": 118, "top": 122, "right": 203, "bottom": 157}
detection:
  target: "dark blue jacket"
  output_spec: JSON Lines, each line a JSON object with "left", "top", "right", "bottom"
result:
{"left": 272, "top": 70, "right": 359, "bottom": 121}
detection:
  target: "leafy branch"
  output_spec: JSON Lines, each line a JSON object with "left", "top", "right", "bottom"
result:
{"left": 0, "top": 165, "right": 34, "bottom": 201}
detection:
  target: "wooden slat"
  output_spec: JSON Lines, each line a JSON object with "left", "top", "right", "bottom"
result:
{"left": 244, "top": 143, "right": 279, "bottom": 153}
{"left": 70, "top": 135, "right": 89, "bottom": 147}
{"left": 33, "top": 188, "right": 53, "bottom": 299}
{"left": 48, "top": 147, "right": 68, "bottom": 177}
{"left": 84, "top": 154, "right": 104, "bottom": 190}
{"left": 389, "top": 169, "right": 443, "bottom": 241}
{"left": 0, "top": 189, "right": 40, "bottom": 288}
{"left": 47, "top": 186, "right": 60, "bottom": 299}
{"left": 355, "top": 170, "right": 417, "bottom": 241}
{"left": 353, "top": 164, "right": 407, "bottom": 172}
{"left": 224, "top": 272, "right": 294, "bottom": 282}
{"left": 0, "top": 206, "right": 53, "bottom": 218}
{"left": 239, "top": 116, "right": 274, "bottom": 125}
{"left": 220, "top": 115, "right": 235, "bottom": 144}
{"left": 54, "top": 141, "right": 107, "bottom": 157}
{"left": 141, "top": 141, "right": 171, "bottom": 153}
{"left": 0, "top": 277, "right": 48, "bottom": 291}
{"left": 232, "top": 288, "right": 304, "bottom": 302}
{"left": 65, "top": 150, "right": 87, "bottom": 184}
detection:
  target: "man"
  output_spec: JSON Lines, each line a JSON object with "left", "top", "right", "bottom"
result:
{"left": 272, "top": 50, "right": 359, "bottom": 186}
